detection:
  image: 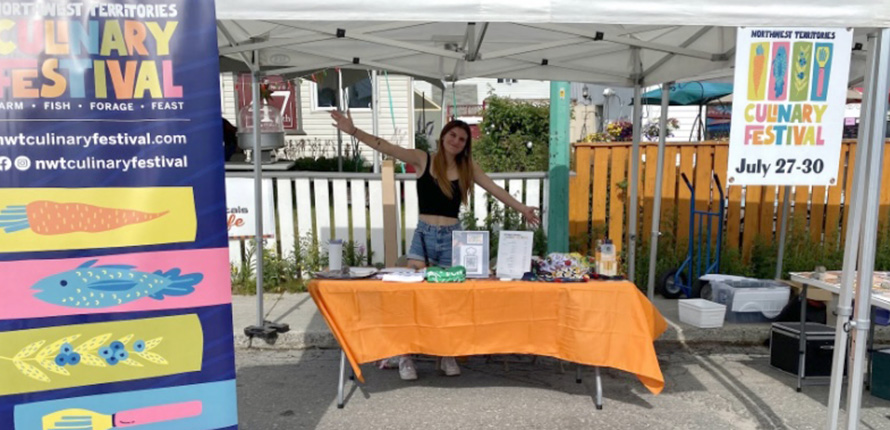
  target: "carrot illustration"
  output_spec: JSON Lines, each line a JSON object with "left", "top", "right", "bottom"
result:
{"left": 752, "top": 44, "right": 765, "bottom": 95}
{"left": 0, "top": 201, "right": 168, "bottom": 235}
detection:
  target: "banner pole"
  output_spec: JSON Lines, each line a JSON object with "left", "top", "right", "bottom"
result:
{"left": 251, "top": 66, "right": 264, "bottom": 328}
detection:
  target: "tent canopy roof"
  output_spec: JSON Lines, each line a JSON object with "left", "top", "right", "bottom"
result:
{"left": 215, "top": 1, "right": 890, "bottom": 27}
{"left": 216, "top": 1, "right": 884, "bottom": 86}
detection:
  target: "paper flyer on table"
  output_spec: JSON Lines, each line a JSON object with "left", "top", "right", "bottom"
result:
{"left": 496, "top": 231, "right": 534, "bottom": 279}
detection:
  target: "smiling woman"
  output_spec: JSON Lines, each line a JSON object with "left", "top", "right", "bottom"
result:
{"left": 330, "top": 108, "right": 542, "bottom": 381}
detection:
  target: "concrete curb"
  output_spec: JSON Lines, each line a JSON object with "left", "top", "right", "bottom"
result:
{"left": 235, "top": 330, "right": 339, "bottom": 350}
{"left": 232, "top": 293, "right": 890, "bottom": 350}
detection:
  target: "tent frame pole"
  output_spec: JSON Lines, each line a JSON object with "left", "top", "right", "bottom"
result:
{"left": 628, "top": 48, "right": 643, "bottom": 283}
{"left": 646, "top": 82, "right": 671, "bottom": 299}
{"left": 337, "top": 68, "right": 344, "bottom": 171}
{"left": 825, "top": 29, "right": 890, "bottom": 430}
{"left": 843, "top": 29, "right": 890, "bottom": 430}
{"left": 372, "top": 70, "right": 380, "bottom": 173}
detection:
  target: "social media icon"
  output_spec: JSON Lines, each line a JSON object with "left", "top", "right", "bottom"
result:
{"left": 14, "top": 156, "right": 31, "bottom": 171}
{"left": 0, "top": 156, "right": 11, "bottom": 172}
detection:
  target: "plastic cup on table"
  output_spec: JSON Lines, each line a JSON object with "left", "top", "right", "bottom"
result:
{"left": 329, "top": 240, "right": 343, "bottom": 272}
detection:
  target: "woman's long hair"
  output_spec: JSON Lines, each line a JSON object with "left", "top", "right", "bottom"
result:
{"left": 432, "top": 120, "right": 474, "bottom": 205}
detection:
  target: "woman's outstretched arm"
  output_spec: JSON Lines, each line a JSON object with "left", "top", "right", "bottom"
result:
{"left": 331, "top": 110, "right": 424, "bottom": 169}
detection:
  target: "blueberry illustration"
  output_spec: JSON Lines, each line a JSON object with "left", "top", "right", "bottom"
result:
{"left": 67, "top": 352, "right": 81, "bottom": 366}
{"left": 110, "top": 341, "right": 125, "bottom": 351}
{"left": 106, "top": 355, "right": 119, "bottom": 366}
{"left": 133, "top": 340, "right": 146, "bottom": 352}
{"left": 116, "top": 350, "right": 129, "bottom": 361}
{"left": 60, "top": 343, "right": 73, "bottom": 354}
{"left": 54, "top": 354, "right": 68, "bottom": 367}
{"left": 99, "top": 347, "right": 113, "bottom": 358}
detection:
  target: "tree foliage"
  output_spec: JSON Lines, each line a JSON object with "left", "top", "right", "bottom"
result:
{"left": 473, "top": 96, "right": 550, "bottom": 172}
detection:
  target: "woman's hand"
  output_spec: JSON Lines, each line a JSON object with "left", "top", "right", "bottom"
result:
{"left": 519, "top": 205, "right": 541, "bottom": 228}
{"left": 330, "top": 110, "right": 357, "bottom": 135}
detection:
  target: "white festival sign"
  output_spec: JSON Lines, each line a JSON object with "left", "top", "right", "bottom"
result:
{"left": 728, "top": 28, "right": 852, "bottom": 186}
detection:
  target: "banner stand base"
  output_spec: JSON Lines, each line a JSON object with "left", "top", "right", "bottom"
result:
{"left": 244, "top": 321, "right": 290, "bottom": 344}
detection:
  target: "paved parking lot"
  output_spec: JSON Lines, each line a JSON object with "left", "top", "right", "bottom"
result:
{"left": 235, "top": 344, "right": 890, "bottom": 430}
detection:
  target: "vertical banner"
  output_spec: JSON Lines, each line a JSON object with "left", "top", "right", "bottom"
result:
{"left": 728, "top": 28, "right": 853, "bottom": 186}
{"left": 0, "top": 1, "right": 238, "bottom": 429}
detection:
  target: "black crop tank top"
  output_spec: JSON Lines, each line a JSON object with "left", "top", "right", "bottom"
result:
{"left": 417, "top": 153, "right": 462, "bottom": 218}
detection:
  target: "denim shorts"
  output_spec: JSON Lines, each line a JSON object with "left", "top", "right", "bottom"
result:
{"left": 406, "top": 220, "right": 461, "bottom": 267}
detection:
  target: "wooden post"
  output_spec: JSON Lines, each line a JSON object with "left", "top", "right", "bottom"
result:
{"left": 548, "top": 81, "right": 570, "bottom": 253}
{"left": 569, "top": 145, "right": 591, "bottom": 251}
{"left": 381, "top": 159, "right": 399, "bottom": 266}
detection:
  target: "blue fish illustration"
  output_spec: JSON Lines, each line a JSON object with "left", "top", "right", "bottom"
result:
{"left": 32, "top": 260, "right": 203, "bottom": 308}
{"left": 772, "top": 46, "right": 788, "bottom": 98}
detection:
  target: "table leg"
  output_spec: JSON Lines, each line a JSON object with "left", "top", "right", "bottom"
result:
{"left": 337, "top": 349, "right": 346, "bottom": 409}
{"left": 576, "top": 364, "right": 582, "bottom": 383}
{"left": 595, "top": 366, "right": 603, "bottom": 410}
{"left": 797, "top": 284, "right": 808, "bottom": 392}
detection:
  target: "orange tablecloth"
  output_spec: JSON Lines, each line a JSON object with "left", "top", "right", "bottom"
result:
{"left": 309, "top": 279, "right": 668, "bottom": 394}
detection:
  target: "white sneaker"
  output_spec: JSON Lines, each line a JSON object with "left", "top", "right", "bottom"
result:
{"left": 440, "top": 357, "right": 461, "bottom": 376}
{"left": 399, "top": 356, "right": 418, "bottom": 380}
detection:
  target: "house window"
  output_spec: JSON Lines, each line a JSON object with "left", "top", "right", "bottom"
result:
{"left": 313, "top": 70, "right": 373, "bottom": 110}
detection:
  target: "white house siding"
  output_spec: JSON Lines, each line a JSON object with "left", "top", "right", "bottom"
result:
{"left": 220, "top": 72, "right": 237, "bottom": 124}
{"left": 458, "top": 78, "right": 551, "bottom": 103}
{"left": 220, "top": 72, "right": 414, "bottom": 163}
{"left": 571, "top": 103, "right": 600, "bottom": 142}
{"left": 639, "top": 105, "right": 704, "bottom": 142}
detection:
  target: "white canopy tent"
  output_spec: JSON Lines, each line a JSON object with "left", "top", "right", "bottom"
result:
{"left": 216, "top": 1, "right": 889, "bottom": 27}
{"left": 215, "top": 2, "right": 890, "bottom": 427}
{"left": 216, "top": 20, "right": 737, "bottom": 86}
{"left": 214, "top": 20, "right": 881, "bottom": 87}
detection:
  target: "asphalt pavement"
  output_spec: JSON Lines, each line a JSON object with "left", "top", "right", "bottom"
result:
{"left": 230, "top": 292, "right": 890, "bottom": 429}
{"left": 234, "top": 345, "right": 890, "bottom": 429}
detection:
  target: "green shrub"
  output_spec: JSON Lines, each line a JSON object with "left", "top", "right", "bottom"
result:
{"left": 875, "top": 221, "right": 890, "bottom": 271}
{"left": 459, "top": 196, "right": 540, "bottom": 259}
{"left": 415, "top": 133, "right": 431, "bottom": 153}
{"left": 474, "top": 95, "right": 550, "bottom": 173}
{"left": 292, "top": 232, "right": 327, "bottom": 277}
{"left": 341, "top": 240, "right": 369, "bottom": 266}
{"left": 533, "top": 225, "right": 548, "bottom": 257}
{"left": 232, "top": 239, "right": 305, "bottom": 295}
{"left": 291, "top": 156, "right": 370, "bottom": 172}
{"left": 629, "top": 214, "right": 682, "bottom": 292}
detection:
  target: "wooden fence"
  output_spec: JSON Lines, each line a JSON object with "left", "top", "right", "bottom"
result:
{"left": 569, "top": 140, "right": 890, "bottom": 260}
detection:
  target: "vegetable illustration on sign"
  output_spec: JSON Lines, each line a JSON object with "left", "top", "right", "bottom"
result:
{"left": 0, "top": 201, "right": 168, "bottom": 235}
